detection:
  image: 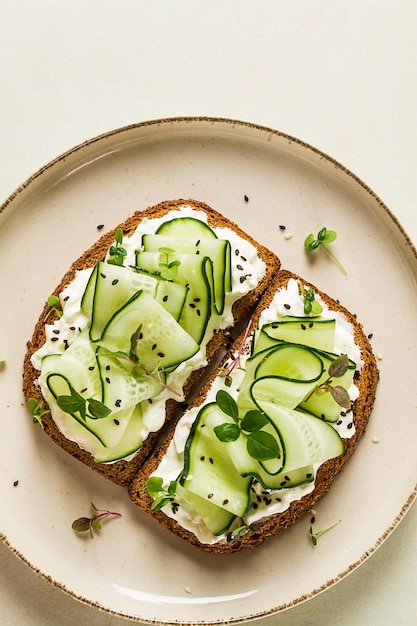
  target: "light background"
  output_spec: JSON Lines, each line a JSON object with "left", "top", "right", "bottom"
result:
{"left": 1, "top": 2, "right": 416, "bottom": 625}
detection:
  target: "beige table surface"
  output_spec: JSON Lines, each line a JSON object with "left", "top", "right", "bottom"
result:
{"left": 1, "top": 2, "right": 416, "bottom": 625}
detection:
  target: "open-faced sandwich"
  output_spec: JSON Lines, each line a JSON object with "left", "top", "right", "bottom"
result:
{"left": 23, "top": 199, "right": 281, "bottom": 487}
{"left": 128, "top": 270, "right": 378, "bottom": 552}
{"left": 23, "top": 199, "right": 378, "bottom": 552}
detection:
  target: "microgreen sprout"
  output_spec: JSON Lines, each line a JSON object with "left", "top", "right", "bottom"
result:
{"left": 27, "top": 398, "right": 49, "bottom": 428}
{"left": 44, "top": 295, "right": 63, "bottom": 322}
{"left": 54, "top": 384, "right": 111, "bottom": 420}
{"left": 99, "top": 325, "right": 182, "bottom": 397}
{"left": 146, "top": 476, "right": 178, "bottom": 511}
{"left": 304, "top": 227, "right": 346, "bottom": 275}
{"left": 299, "top": 285, "right": 323, "bottom": 315}
{"left": 227, "top": 522, "right": 261, "bottom": 544}
{"left": 214, "top": 390, "right": 281, "bottom": 462}
{"left": 158, "top": 247, "right": 181, "bottom": 280}
{"left": 304, "top": 354, "right": 352, "bottom": 409}
{"left": 72, "top": 502, "right": 121, "bottom": 538}
{"left": 107, "top": 228, "right": 127, "bottom": 266}
{"left": 309, "top": 519, "right": 341, "bottom": 546}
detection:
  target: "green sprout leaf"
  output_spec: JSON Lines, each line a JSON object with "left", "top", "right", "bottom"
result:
{"left": 246, "top": 430, "right": 280, "bottom": 461}
{"left": 146, "top": 477, "right": 178, "bottom": 511}
{"left": 72, "top": 502, "right": 121, "bottom": 539}
{"left": 241, "top": 409, "right": 269, "bottom": 433}
{"left": 213, "top": 422, "right": 241, "bottom": 442}
{"left": 216, "top": 390, "right": 239, "bottom": 422}
{"left": 56, "top": 384, "right": 111, "bottom": 421}
{"left": 87, "top": 398, "right": 112, "bottom": 419}
{"left": 158, "top": 247, "right": 181, "bottom": 280}
{"left": 301, "top": 286, "right": 323, "bottom": 315}
{"left": 304, "top": 227, "right": 346, "bottom": 275}
{"left": 107, "top": 228, "right": 127, "bottom": 266}
{"left": 44, "top": 295, "right": 63, "bottom": 322}
{"left": 27, "top": 397, "right": 50, "bottom": 428}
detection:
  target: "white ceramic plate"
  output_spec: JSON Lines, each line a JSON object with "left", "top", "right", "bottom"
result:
{"left": 1, "top": 118, "right": 416, "bottom": 625}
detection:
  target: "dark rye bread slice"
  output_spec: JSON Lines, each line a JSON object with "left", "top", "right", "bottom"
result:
{"left": 128, "top": 269, "right": 379, "bottom": 553}
{"left": 22, "top": 199, "right": 281, "bottom": 487}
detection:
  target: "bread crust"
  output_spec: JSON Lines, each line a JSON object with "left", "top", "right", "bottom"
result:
{"left": 128, "top": 269, "right": 379, "bottom": 553}
{"left": 22, "top": 199, "right": 281, "bottom": 486}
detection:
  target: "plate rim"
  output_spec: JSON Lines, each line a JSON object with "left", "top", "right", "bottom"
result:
{"left": 1, "top": 116, "right": 417, "bottom": 625}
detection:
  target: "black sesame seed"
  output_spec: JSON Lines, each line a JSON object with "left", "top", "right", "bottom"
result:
{"left": 112, "top": 279, "right": 119, "bottom": 285}
{"left": 81, "top": 388, "right": 87, "bottom": 393}
{"left": 88, "top": 366, "right": 95, "bottom": 371}
{"left": 97, "top": 224, "right": 104, "bottom": 230}
{"left": 237, "top": 264, "right": 244, "bottom": 271}
{"left": 284, "top": 304, "right": 291, "bottom": 310}
{"left": 200, "top": 455, "right": 205, "bottom": 461}
{"left": 306, "top": 473, "right": 313, "bottom": 479}
{"left": 208, "top": 493, "right": 214, "bottom": 499}
{"left": 106, "top": 365, "right": 111, "bottom": 370}
{"left": 163, "top": 295, "right": 168, "bottom": 302}
{"left": 209, "top": 457, "right": 214, "bottom": 464}
{"left": 264, "top": 498, "right": 272, "bottom": 505}
{"left": 279, "top": 224, "right": 286, "bottom": 230}
{"left": 105, "top": 377, "right": 111, "bottom": 384}
{"left": 157, "top": 352, "right": 165, "bottom": 358}
{"left": 280, "top": 481, "right": 287, "bottom": 487}
{"left": 310, "top": 516, "right": 316, "bottom": 524}
{"left": 51, "top": 337, "right": 59, "bottom": 342}
{"left": 113, "top": 418, "right": 120, "bottom": 425}
{"left": 13, "top": 480, "right": 19, "bottom": 487}
{"left": 193, "top": 297, "right": 201, "bottom": 302}
{"left": 100, "top": 273, "right": 106, "bottom": 279}
{"left": 244, "top": 195, "right": 249, "bottom": 202}
{"left": 151, "top": 343, "right": 157, "bottom": 350}
{"left": 115, "top": 399, "right": 121, "bottom": 408}
{"left": 309, "top": 322, "right": 314, "bottom": 328}
{"left": 53, "top": 329, "right": 60, "bottom": 334}
{"left": 196, "top": 239, "right": 200, "bottom": 246}
{"left": 69, "top": 326, "right": 76, "bottom": 331}
{"left": 240, "top": 255, "right": 247, "bottom": 262}
{"left": 235, "top": 249, "right": 240, "bottom": 256}
{"left": 368, "top": 333, "right": 373, "bottom": 339}
{"left": 189, "top": 303, "right": 196, "bottom": 308}
{"left": 252, "top": 502, "right": 258, "bottom": 509}
{"left": 301, "top": 323, "right": 306, "bottom": 330}
{"left": 196, "top": 309, "right": 201, "bottom": 316}
{"left": 223, "top": 499, "right": 229, "bottom": 505}
{"left": 347, "top": 422, "right": 354, "bottom": 429}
